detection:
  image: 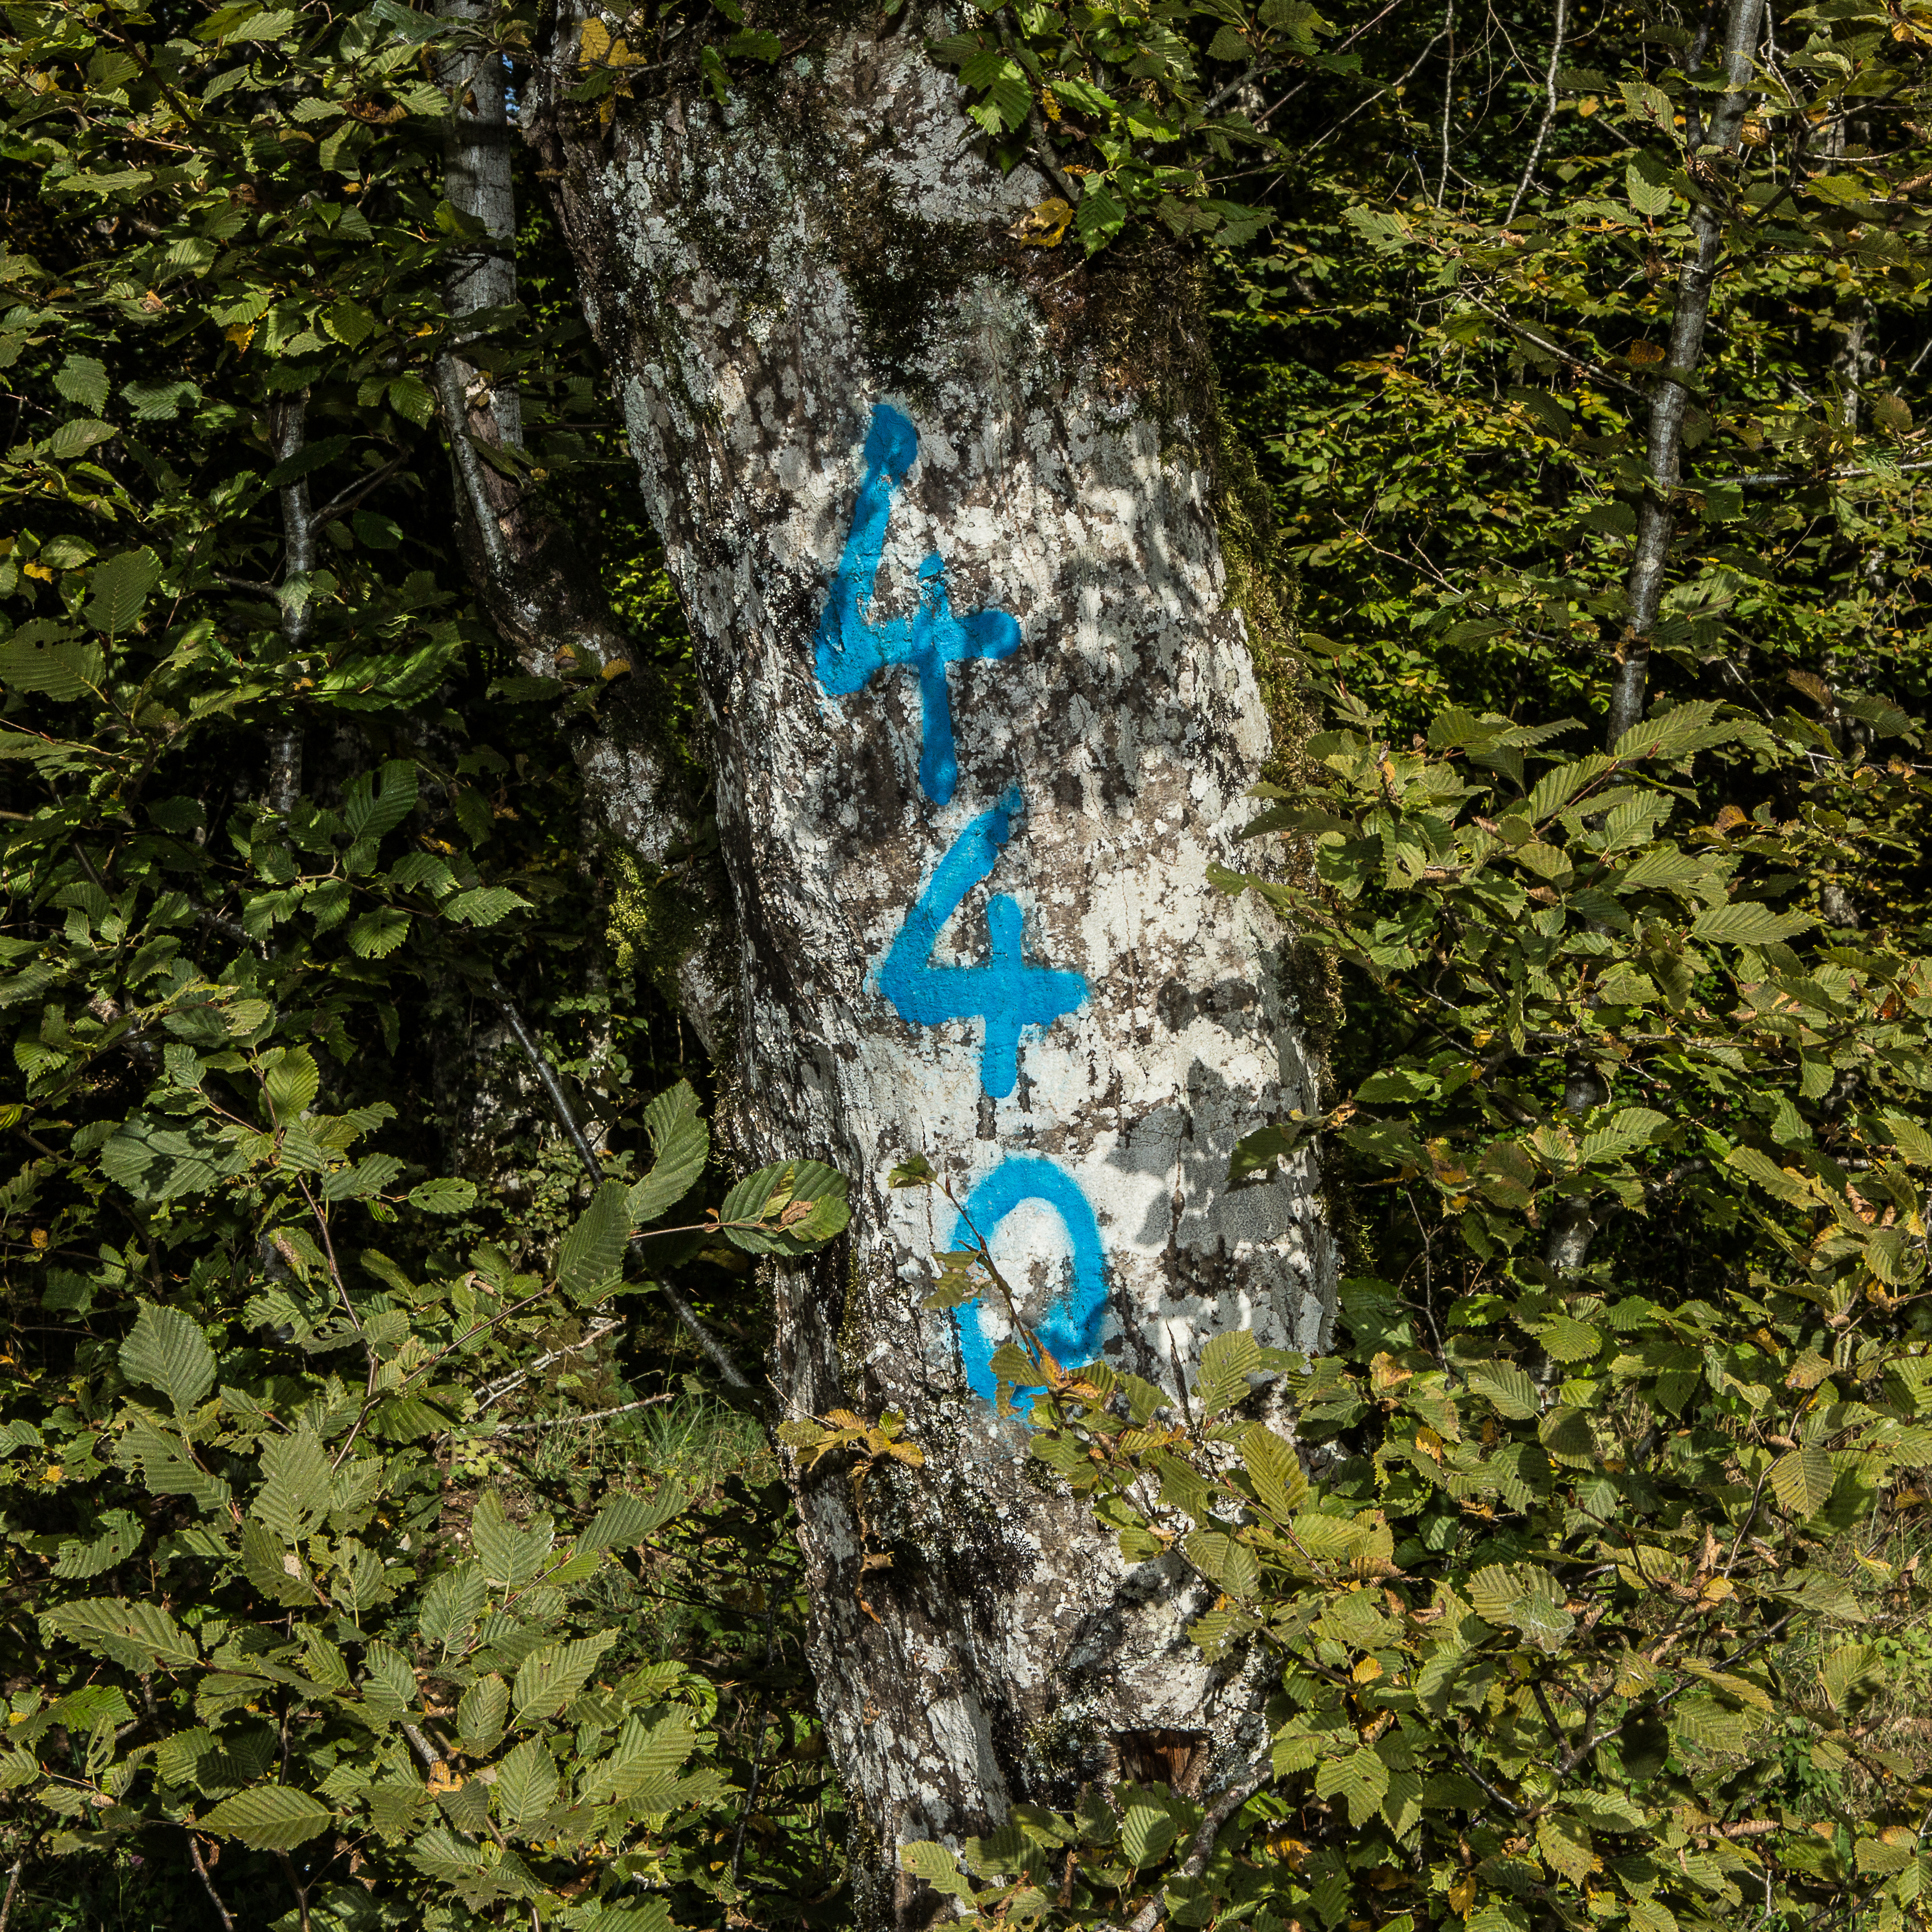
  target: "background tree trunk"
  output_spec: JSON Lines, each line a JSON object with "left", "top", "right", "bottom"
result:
{"left": 529, "top": 19, "right": 1336, "bottom": 1921}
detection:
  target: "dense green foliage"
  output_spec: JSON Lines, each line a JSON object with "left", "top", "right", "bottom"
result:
{"left": 3, "top": 1, "right": 1932, "bottom": 1930}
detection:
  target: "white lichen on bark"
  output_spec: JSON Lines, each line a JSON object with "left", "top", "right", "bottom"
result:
{"left": 532, "top": 14, "right": 1336, "bottom": 1912}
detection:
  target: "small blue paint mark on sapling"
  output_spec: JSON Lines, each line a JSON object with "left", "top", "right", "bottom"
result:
{"left": 813, "top": 403, "right": 1022, "bottom": 806}
{"left": 948, "top": 1156, "right": 1109, "bottom": 1404}
{"left": 878, "top": 786, "right": 1086, "bottom": 1098}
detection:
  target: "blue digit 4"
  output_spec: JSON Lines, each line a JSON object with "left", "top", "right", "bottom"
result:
{"left": 878, "top": 787, "right": 1086, "bottom": 1099}
{"left": 949, "top": 1157, "right": 1108, "bottom": 1404}
{"left": 813, "top": 403, "right": 1023, "bottom": 807}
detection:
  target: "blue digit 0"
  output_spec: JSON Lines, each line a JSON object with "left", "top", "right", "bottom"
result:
{"left": 813, "top": 404, "right": 1023, "bottom": 807}
{"left": 948, "top": 1157, "right": 1109, "bottom": 1403}
{"left": 877, "top": 787, "right": 1086, "bottom": 1099}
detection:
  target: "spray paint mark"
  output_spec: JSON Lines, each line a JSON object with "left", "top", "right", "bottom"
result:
{"left": 813, "top": 403, "right": 1022, "bottom": 807}
{"left": 878, "top": 786, "right": 1087, "bottom": 1099}
{"left": 949, "top": 1156, "right": 1109, "bottom": 1403}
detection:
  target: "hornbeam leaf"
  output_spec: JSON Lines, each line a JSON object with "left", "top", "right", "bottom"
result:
{"left": 42, "top": 1596, "right": 199, "bottom": 1672}
{"left": 200, "top": 1784, "right": 333, "bottom": 1849}
{"left": 493, "top": 1736, "right": 560, "bottom": 1833}
{"left": 628, "top": 1079, "right": 708, "bottom": 1224}
{"left": 120, "top": 1301, "right": 216, "bottom": 1412}
{"left": 512, "top": 1631, "right": 616, "bottom": 1724}
{"left": 557, "top": 1178, "right": 631, "bottom": 1302}
{"left": 1770, "top": 1442, "right": 1834, "bottom": 1518}
{"left": 1690, "top": 902, "right": 1816, "bottom": 946}
{"left": 1315, "top": 1744, "right": 1391, "bottom": 1825}
{"left": 900, "top": 1841, "right": 973, "bottom": 1898}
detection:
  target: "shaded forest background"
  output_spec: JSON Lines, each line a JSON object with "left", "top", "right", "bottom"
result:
{"left": 4, "top": 1, "right": 1932, "bottom": 1928}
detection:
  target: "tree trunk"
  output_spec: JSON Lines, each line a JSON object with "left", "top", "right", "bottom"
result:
{"left": 528, "top": 19, "right": 1335, "bottom": 1921}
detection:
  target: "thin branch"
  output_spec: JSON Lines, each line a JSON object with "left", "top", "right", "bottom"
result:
{"left": 490, "top": 1392, "right": 677, "bottom": 1433}
{"left": 188, "top": 1835, "right": 237, "bottom": 1932}
{"left": 474, "top": 1315, "right": 623, "bottom": 1412}
{"left": 1123, "top": 1761, "right": 1270, "bottom": 1932}
{"left": 491, "top": 982, "right": 763, "bottom": 1403}
{"left": 1504, "top": 0, "right": 1567, "bottom": 224}
{"left": 1611, "top": 0, "right": 1767, "bottom": 745}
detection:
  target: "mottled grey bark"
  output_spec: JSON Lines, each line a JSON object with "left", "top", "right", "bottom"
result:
{"left": 434, "top": 0, "right": 728, "bottom": 1039}
{"left": 527, "top": 18, "right": 1335, "bottom": 1923}
{"left": 1610, "top": 0, "right": 1764, "bottom": 744}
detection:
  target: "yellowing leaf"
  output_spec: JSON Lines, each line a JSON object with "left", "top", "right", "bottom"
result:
{"left": 1009, "top": 197, "right": 1075, "bottom": 248}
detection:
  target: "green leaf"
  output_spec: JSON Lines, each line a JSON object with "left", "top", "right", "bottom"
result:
{"left": 51, "top": 1511, "right": 142, "bottom": 1580}
{"left": 557, "top": 1178, "right": 632, "bottom": 1302}
{"left": 1465, "top": 1359, "right": 1538, "bottom": 1420}
{"left": 0, "top": 626, "right": 105, "bottom": 700}
{"left": 628, "top": 1079, "right": 708, "bottom": 1224}
{"left": 1197, "top": 1329, "right": 1260, "bottom": 1413}
{"left": 199, "top": 1784, "right": 334, "bottom": 1849}
{"left": 254, "top": 1424, "right": 330, "bottom": 1544}
{"left": 581, "top": 1484, "right": 687, "bottom": 1552}
{"left": 344, "top": 757, "right": 418, "bottom": 842}
{"left": 1770, "top": 1442, "right": 1834, "bottom": 1518}
{"left": 493, "top": 1736, "right": 560, "bottom": 1833}
{"left": 900, "top": 1841, "right": 973, "bottom": 1899}
{"left": 512, "top": 1631, "right": 618, "bottom": 1725}
{"left": 240, "top": 1517, "right": 312, "bottom": 1607}
{"left": 472, "top": 1491, "right": 553, "bottom": 1588}
{"left": 1625, "top": 157, "right": 1672, "bottom": 218}
{"left": 1230, "top": 1121, "right": 1302, "bottom": 1182}
{"left": 1242, "top": 1422, "right": 1308, "bottom": 1518}
{"left": 408, "top": 1177, "right": 476, "bottom": 1215}
{"left": 84, "top": 548, "right": 161, "bottom": 635}
{"left": 1690, "top": 902, "right": 1815, "bottom": 945}
{"left": 120, "top": 1301, "right": 216, "bottom": 1412}
{"left": 42, "top": 1596, "right": 199, "bottom": 1672}
{"left": 1315, "top": 1745, "right": 1391, "bottom": 1826}
{"left": 54, "top": 353, "right": 110, "bottom": 415}
{"left": 347, "top": 909, "right": 411, "bottom": 958}
{"left": 457, "top": 1675, "right": 509, "bottom": 1754}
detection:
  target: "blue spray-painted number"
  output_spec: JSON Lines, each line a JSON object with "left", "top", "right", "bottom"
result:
{"left": 813, "top": 404, "right": 1022, "bottom": 807}
{"left": 878, "top": 786, "right": 1086, "bottom": 1099}
{"left": 949, "top": 1157, "right": 1109, "bottom": 1403}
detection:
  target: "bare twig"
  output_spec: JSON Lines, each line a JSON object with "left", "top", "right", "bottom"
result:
{"left": 491, "top": 982, "right": 763, "bottom": 1402}
{"left": 491, "top": 1392, "right": 677, "bottom": 1433}
{"left": 188, "top": 1835, "right": 237, "bottom": 1932}
{"left": 1611, "top": 0, "right": 1766, "bottom": 744}
{"left": 1504, "top": 0, "right": 1567, "bottom": 223}
{"left": 474, "top": 1316, "right": 623, "bottom": 1412}
{"left": 1123, "top": 1761, "right": 1269, "bottom": 1932}
{"left": 0, "top": 1857, "right": 21, "bottom": 1932}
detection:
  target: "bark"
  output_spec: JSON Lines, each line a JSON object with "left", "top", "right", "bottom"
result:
{"left": 1609, "top": 0, "right": 1764, "bottom": 745}
{"left": 526, "top": 19, "right": 1334, "bottom": 1920}
{"left": 434, "top": 0, "right": 728, "bottom": 1039}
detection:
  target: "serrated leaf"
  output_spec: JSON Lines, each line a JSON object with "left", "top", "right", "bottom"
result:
{"left": 344, "top": 757, "right": 418, "bottom": 842}
{"left": 240, "top": 1517, "right": 312, "bottom": 1607}
{"left": 457, "top": 1674, "right": 509, "bottom": 1754}
{"left": 558, "top": 1178, "right": 631, "bottom": 1302}
{"left": 1770, "top": 1441, "right": 1834, "bottom": 1518}
{"left": 120, "top": 1301, "right": 216, "bottom": 1412}
{"left": 362, "top": 1641, "right": 416, "bottom": 1726}
{"left": 513, "top": 1631, "right": 617, "bottom": 1724}
{"left": 1241, "top": 1423, "right": 1308, "bottom": 1518}
{"left": 493, "top": 1736, "right": 560, "bottom": 1833}
{"left": 1466, "top": 1359, "right": 1538, "bottom": 1419}
{"left": 0, "top": 629, "right": 105, "bottom": 700}
{"left": 347, "top": 908, "right": 411, "bottom": 958}
{"left": 1537, "top": 1813, "right": 1601, "bottom": 1883}
{"left": 408, "top": 1177, "right": 476, "bottom": 1215}
{"left": 200, "top": 1784, "right": 333, "bottom": 1849}
{"left": 1315, "top": 1744, "right": 1391, "bottom": 1826}
{"left": 581, "top": 1484, "right": 687, "bottom": 1552}
{"left": 51, "top": 1510, "right": 142, "bottom": 1580}
{"left": 1121, "top": 1798, "right": 1179, "bottom": 1866}
{"left": 1197, "top": 1328, "right": 1260, "bottom": 1413}
{"left": 472, "top": 1491, "right": 552, "bottom": 1588}
{"left": 1690, "top": 901, "right": 1816, "bottom": 946}
{"left": 628, "top": 1080, "right": 708, "bottom": 1224}
{"left": 900, "top": 1841, "right": 973, "bottom": 1898}
{"left": 42, "top": 1596, "right": 198, "bottom": 1672}
{"left": 84, "top": 548, "right": 160, "bottom": 635}
{"left": 54, "top": 353, "right": 110, "bottom": 415}
{"left": 254, "top": 1424, "right": 330, "bottom": 1544}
